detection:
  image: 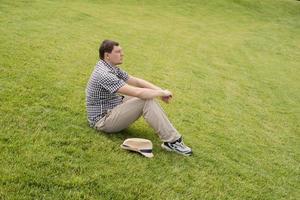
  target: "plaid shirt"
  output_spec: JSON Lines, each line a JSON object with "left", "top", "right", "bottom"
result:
{"left": 86, "top": 60, "right": 129, "bottom": 127}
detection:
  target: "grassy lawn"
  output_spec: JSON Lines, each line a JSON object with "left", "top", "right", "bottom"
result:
{"left": 0, "top": 0, "right": 299, "bottom": 199}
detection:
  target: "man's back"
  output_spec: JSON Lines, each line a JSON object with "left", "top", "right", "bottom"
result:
{"left": 86, "top": 60, "right": 128, "bottom": 127}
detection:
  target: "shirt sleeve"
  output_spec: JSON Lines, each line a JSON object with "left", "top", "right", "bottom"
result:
{"left": 98, "top": 71, "right": 126, "bottom": 94}
{"left": 117, "top": 68, "right": 129, "bottom": 82}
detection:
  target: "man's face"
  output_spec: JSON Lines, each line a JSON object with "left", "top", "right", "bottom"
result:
{"left": 106, "top": 45, "right": 123, "bottom": 65}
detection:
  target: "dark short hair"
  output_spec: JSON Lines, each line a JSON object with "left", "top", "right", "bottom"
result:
{"left": 99, "top": 40, "right": 119, "bottom": 59}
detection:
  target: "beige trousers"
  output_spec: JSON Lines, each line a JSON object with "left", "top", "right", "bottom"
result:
{"left": 95, "top": 96, "right": 181, "bottom": 142}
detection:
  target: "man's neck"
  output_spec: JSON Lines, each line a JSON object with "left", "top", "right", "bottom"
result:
{"left": 103, "top": 59, "right": 116, "bottom": 67}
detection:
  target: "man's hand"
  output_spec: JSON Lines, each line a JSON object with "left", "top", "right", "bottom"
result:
{"left": 161, "top": 90, "right": 172, "bottom": 103}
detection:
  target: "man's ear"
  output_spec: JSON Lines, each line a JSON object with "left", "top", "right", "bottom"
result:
{"left": 104, "top": 52, "right": 110, "bottom": 59}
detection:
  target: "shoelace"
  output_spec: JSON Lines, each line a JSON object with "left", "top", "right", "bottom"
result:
{"left": 175, "top": 141, "right": 188, "bottom": 149}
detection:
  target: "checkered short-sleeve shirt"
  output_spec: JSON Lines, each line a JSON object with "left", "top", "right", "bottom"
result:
{"left": 86, "top": 60, "right": 129, "bottom": 127}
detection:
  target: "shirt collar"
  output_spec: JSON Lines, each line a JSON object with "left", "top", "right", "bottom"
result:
{"left": 100, "top": 59, "right": 117, "bottom": 71}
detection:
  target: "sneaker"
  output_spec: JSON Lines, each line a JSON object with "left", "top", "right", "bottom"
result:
{"left": 161, "top": 137, "right": 192, "bottom": 156}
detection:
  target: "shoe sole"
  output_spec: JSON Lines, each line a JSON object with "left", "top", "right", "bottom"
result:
{"left": 161, "top": 144, "right": 192, "bottom": 156}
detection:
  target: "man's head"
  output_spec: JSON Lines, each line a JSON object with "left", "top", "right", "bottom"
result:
{"left": 99, "top": 40, "right": 123, "bottom": 65}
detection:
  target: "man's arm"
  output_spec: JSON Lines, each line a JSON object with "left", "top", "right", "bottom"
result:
{"left": 126, "top": 76, "right": 162, "bottom": 90}
{"left": 117, "top": 84, "right": 172, "bottom": 100}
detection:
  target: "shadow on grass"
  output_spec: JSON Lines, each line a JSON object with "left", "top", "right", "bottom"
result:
{"left": 92, "top": 125, "right": 161, "bottom": 145}
{"left": 91, "top": 126, "right": 166, "bottom": 158}
{"left": 88, "top": 123, "right": 193, "bottom": 159}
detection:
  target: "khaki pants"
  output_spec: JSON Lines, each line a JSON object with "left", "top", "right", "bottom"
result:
{"left": 95, "top": 96, "right": 181, "bottom": 142}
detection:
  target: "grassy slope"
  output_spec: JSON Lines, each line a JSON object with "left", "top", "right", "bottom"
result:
{"left": 0, "top": 0, "right": 299, "bottom": 199}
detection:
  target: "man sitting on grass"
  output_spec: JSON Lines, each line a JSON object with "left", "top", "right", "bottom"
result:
{"left": 86, "top": 40, "right": 192, "bottom": 156}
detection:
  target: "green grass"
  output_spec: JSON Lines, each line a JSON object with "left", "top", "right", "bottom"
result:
{"left": 1, "top": 0, "right": 299, "bottom": 199}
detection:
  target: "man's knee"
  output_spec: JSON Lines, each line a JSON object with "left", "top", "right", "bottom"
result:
{"left": 144, "top": 98, "right": 160, "bottom": 108}
{"left": 131, "top": 97, "right": 147, "bottom": 107}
